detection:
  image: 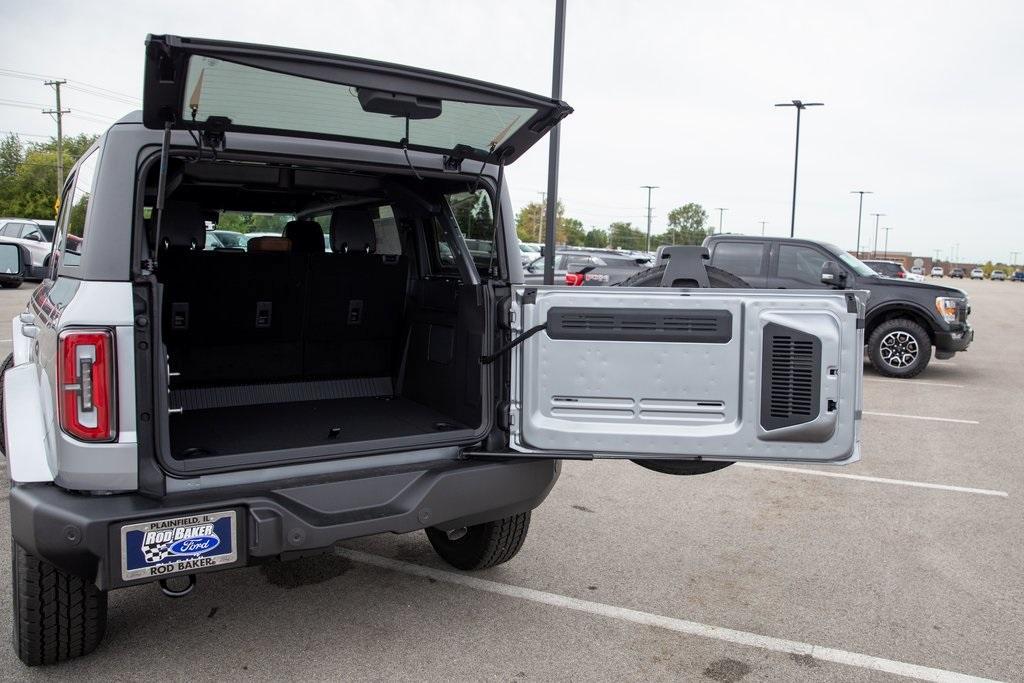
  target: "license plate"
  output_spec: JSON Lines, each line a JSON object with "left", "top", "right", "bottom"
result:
{"left": 120, "top": 510, "right": 237, "bottom": 582}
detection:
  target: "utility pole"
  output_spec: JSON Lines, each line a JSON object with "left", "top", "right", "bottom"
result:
{"left": 933, "top": 249, "right": 942, "bottom": 264}
{"left": 542, "top": 0, "right": 567, "bottom": 285}
{"left": 881, "top": 226, "right": 893, "bottom": 259}
{"left": 869, "top": 212, "right": 885, "bottom": 258}
{"left": 1011, "top": 251, "right": 1019, "bottom": 267}
{"left": 714, "top": 207, "right": 728, "bottom": 235}
{"left": 775, "top": 99, "right": 823, "bottom": 237}
{"left": 641, "top": 185, "right": 658, "bottom": 252}
{"left": 43, "top": 79, "right": 70, "bottom": 204}
{"left": 850, "top": 190, "right": 871, "bottom": 258}
{"left": 759, "top": 220, "right": 768, "bottom": 236}
{"left": 535, "top": 191, "right": 546, "bottom": 242}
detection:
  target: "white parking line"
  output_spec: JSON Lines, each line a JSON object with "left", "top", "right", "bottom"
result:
{"left": 864, "top": 378, "right": 965, "bottom": 389}
{"left": 337, "top": 548, "right": 1000, "bottom": 683}
{"left": 0, "top": 338, "right": 10, "bottom": 343}
{"left": 863, "top": 410, "right": 978, "bottom": 425}
{"left": 735, "top": 463, "right": 1008, "bottom": 497}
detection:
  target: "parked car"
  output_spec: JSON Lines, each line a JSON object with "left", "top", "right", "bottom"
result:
{"left": 971, "top": 268, "right": 984, "bottom": 280}
{"left": 931, "top": 266, "right": 944, "bottom": 277}
{"left": 910, "top": 266, "right": 925, "bottom": 276}
{"left": 0, "top": 218, "right": 54, "bottom": 280}
{"left": 1012, "top": 270, "right": 1024, "bottom": 282}
{"left": 705, "top": 234, "right": 973, "bottom": 378}
{"left": 950, "top": 268, "right": 965, "bottom": 279}
{"left": 1, "top": 35, "right": 865, "bottom": 666}
{"left": 991, "top": 269, "right": 1007, "bottom": 281}
{"left": 209, "top": 229, "right": 249, "bottom": 249}
{"left": 524, "top": 249, "right": 651, "bottom": 285}
{"left": 862, "top": 259, "right": 924, "bottom": 282}
{"left": 518, "top": 241, "right": 542, "bottom": 265}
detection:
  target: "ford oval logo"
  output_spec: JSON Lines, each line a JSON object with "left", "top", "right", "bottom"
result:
{"left": 168, "top": 535, "right": 220, "bottom": 556}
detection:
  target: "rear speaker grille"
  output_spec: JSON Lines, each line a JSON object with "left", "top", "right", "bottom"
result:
{"left": 547, "top": 308, "right": 732, "bottom": 343}
{"left": 761, "top": 324, "right": 821, "bottom": 430}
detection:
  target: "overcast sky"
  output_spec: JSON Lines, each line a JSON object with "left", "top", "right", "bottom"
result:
{"left": 2, "top": 0, "right": 1021, "bottom": 262}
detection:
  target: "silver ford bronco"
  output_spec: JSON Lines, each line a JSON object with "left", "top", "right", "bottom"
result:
{"left": 1, "top": 35, "right": 865, "bottom": 665}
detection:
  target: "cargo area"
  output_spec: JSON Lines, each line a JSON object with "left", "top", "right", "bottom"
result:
{"left": 150, "top": 159, "right": 495, "bottom": 471}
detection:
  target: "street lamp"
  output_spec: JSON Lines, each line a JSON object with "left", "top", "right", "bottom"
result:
{"left": 869, "top": 212, "right": 885, "bottom": 258}
{"left": 759, "top": 220, "right": 768, "bottom": 236}
{"left": 881, "top": 226, "right": 893, "bottom": 259}
{"left": 775, "top": 99, "right": 823, "bottom": 237}
{"left": 641, "top": 185, "right": 658, "bottom": 252}
{"left": 850, "top": 190, "right": 872, "bottom": 258}
{"left": 714, "top": 207, "right": 728, "bottom": 235}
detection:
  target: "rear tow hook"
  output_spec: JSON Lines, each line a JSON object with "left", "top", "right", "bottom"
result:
{"left": 159, "top": 574, "right": 197, "bottom": 598}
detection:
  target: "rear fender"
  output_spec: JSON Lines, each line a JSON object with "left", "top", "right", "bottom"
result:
{"left": 3, "top": 363, "right": 56, "bottom": 482}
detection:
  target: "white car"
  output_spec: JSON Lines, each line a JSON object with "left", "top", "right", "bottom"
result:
{"left": 991, "top": 269, "right": 1007, "bottom": 281}
{"left": 911, "top": 266, "right": 925, "bottom": 276}
{"left": 931, "top": 266, "right": 944, "bottom": 277}
{"left": 0, "top": 218, "right": 54, "bottom": 279}
{"left": 970, "top": 268, "right": 984, "bottom": 280}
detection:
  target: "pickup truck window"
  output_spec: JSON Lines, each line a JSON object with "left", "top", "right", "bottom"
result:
{"left": 778, "top": 244, "right": 827, "bottom": 286}
{"left": 711, "top": 241, "right": 765, "bottom": 276}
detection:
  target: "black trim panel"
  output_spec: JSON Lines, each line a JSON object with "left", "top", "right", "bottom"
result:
{"left": 546, "top": 307, "right": 732, "bottom": 343}
{"left": 760, "top": 322, "right": 822, "bottom": 430}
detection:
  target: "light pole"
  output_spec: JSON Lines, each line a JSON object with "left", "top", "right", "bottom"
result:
{"left": 759, "top": 220, "right": 768, "bottom": 236}
{"left": 775, "top": 99, "right": 823, "bottom": 237}
{"left": 641, "top": 185, "right": 658, "bottom": 252}
{"left": 850, "top": 190, "right": 872, "bottom": 258}
{"left": 542, "top": 0, "right": 567, "bottom": 285}
{"left": 881, "top": 226, "right": 893, "bottom": 259}
{"left": 869, "top": 212, "right": 885, "bottom": 258}
{"left": 1010, "top": 251, "right": 1019, "bottom": 267}
{"left": 714, "top": 207, "right": 728, "bottom": 235}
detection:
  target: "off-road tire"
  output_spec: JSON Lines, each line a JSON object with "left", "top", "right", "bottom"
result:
{"left": 0, "top": 352, "right": 13, "bottom": 456}
{"left": 616, "top": 264, "right": 750, "bottom": 289}
{"left": 425, "top": 512, "right": 531, "bottom": 570}
{"left": 12, "top": 543, "right": 107, "bottom": 666}
{"left": 621, "top": 263, "right": 749, "bottom": 475}
{"left": 867, "top": 317, "right": 932, "bottom": 379}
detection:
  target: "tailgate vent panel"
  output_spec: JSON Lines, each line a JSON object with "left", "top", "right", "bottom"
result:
{"left": 547, "top": 307, "right": 732, "bottom": 343}
{"left": 760, "top": 323, "right": 821, "bottom": 430}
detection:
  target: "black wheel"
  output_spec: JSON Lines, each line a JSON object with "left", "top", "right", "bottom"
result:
{"left": 425, "top": 512, "right": 531, "bottom": 570}
{"left": 867, "top": 318, "right": 932, "bottom": 378}
{"left": 620, "top": 264, "right": 748, "bottom": 475}
{"left": 12, "top": 543, "right": 107, "bottom": 666}
{"left": 0, "top": 352, "right": 12, "bottom": 456}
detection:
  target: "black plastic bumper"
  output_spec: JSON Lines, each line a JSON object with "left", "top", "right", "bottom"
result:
{"left": 10, "top": 458, "right": 559, "bottom": 591}
{"left": 935, "top": 325, "right": 974, "bottom": 354}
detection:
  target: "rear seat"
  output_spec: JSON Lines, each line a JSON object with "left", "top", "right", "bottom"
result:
{"left": 162, "top": 206, "right": 407, "bottom": 387}
{"left": 304, "top": 208, "right": 407, "bottom": 378}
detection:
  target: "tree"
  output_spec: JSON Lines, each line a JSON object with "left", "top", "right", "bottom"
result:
{"left": 514, "top": 200, "right": 585, "bottom": 245}
{"left": 0, "top": 133, "right": 98, "bottom": 219}
{"left": 607, "top": 221, "right": 646, "bottom": 250}
{"left": 657, "top": 202, "right": 710, "bottom": 246}
{"left": 0, "top": 134, "right": 23, "bottom": 179}
{"left": 583, "top": 227, "right": 608, "bottom": 248}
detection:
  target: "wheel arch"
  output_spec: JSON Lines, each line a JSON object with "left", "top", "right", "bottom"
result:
{"left": 865, "top": 304, "right": 936, "bottom": 344}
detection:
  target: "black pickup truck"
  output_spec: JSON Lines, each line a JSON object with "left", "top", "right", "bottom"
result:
{"left": 704, "top": 235, "right": 973, "bottom": 378}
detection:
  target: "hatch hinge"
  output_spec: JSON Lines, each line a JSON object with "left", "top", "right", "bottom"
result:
{"left": 200, "top": 116, "right": 231, "bottom": 150}
{"left": 442, "top": 154, "right": 463, "bottom": 173}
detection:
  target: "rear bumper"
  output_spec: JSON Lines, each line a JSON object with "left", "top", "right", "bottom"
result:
{"left": 10, "top": 457, "right": 559, "bottom": 591}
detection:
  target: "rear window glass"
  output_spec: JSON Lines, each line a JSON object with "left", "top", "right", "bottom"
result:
{"left": 711, "top": 241, "right": 765, "bottom": 276}
{"left": 184, "top": 57, "right": 536, "bottom": 154}
{"left": 444, "top": 190, "right": 495, "bottom": 270}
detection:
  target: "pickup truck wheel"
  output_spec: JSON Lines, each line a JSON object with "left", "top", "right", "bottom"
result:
{"left": 12, "top": 543, "right": 107, "bottom": 666}
{"left": 868, "top": 318, "right": 932, "bottom": 378}
{"left": 425, "top": 512, "right": 530, "bottom": 570}
{"left": 0, "top": 352, "right": 12, "bottom": 456}
{"left": 620, "top": 264, "right": 746, "bottom": 475}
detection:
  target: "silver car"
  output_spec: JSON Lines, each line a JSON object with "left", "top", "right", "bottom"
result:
{"left": 0, "top": 218, "right": 54, "bottom": 279}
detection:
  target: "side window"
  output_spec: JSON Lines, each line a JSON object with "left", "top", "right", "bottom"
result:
{"left": 53, "top": 148, "right": 99, "bottom": 268}
{"left": 444, "top": 189, "right": 495, "bottom": 272}
{"left": 22, "top": 225, "right": 45, "bottom": 242}
{"left": 778, "top": 244, "right": 829, "bottom": 285}
{"left": 711, "top": 241, "right": 766, "bottom": 276}
{"left": 0, "top": 223, "right": 16, "bottom": 237}
{"left": 372, "top": 205, "right": 401, "bottom": 256}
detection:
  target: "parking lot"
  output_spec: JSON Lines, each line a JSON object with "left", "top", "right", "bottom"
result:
{"left": 0, "top": 278, "right": 1020, "bottom": 682}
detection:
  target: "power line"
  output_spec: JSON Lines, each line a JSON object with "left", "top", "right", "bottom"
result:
{"left": 0, "top": 67, "right": 139, "bottom": 102}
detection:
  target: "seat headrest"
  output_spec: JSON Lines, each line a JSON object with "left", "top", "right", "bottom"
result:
{"left": 159, "top": 201, "right": 205, "bottom": 249}
{"left": 330, "top": 208, "right": 376, "bottom": 254}
{"left": 247, "top": 236, "right": 292, "bottom": 253}
{"left": 283, "top": 220, "right": 326, "bottom": 253}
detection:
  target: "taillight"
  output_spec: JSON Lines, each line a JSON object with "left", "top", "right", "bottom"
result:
{"left": 58, "top": 329, "right": 116, "bottom": 442}
{"left": 565, "top": 272, "right": 584, "bottom": 286}
{"left": 897, "top": 271, "right": 905, "bottom": 278}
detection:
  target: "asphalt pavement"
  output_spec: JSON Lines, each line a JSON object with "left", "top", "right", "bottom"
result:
{"left": 0, "top": 278, "right": 1020, "bottom": 682}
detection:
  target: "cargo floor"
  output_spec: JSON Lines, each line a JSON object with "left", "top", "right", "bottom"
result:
{"left": 169, "top": 396, "right": 470, "bottom": 458}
